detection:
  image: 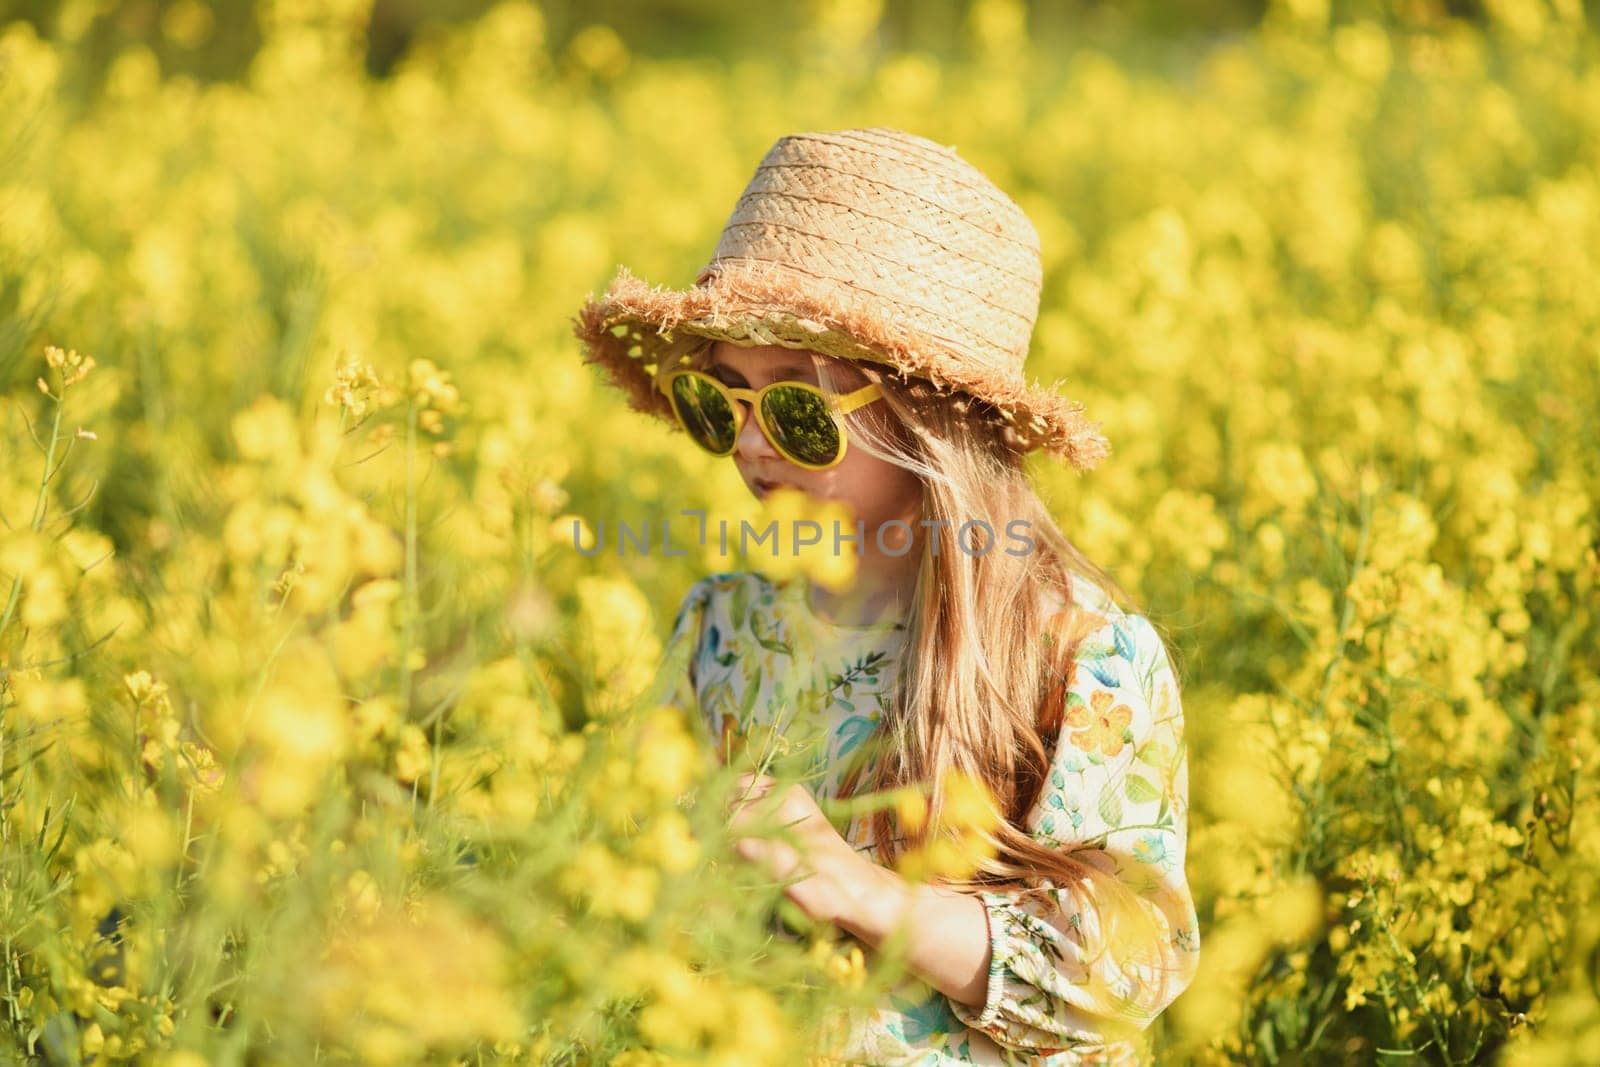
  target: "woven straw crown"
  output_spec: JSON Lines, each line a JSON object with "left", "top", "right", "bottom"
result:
{"left": 573, "top": 126, "right": 1109, "bottom": 470}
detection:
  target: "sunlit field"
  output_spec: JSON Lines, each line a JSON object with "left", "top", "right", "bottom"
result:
{"left": 1, "top": 0, "right": 1597, "bottom": 1063}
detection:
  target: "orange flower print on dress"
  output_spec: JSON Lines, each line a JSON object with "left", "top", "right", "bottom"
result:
{"left": 1065, "top": 689, "right": 1133, "bottom": 758}
{"left": 1038, "top": 606, "right": 1110, "bottom": 750}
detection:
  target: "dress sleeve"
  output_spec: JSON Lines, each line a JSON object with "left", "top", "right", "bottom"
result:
{"left": 946, "top": 612, "right": 1201, "bottom": 1053}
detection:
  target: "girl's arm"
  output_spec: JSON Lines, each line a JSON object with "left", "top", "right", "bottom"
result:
{"left": 834, "top": 859, "right": 994, "bottom": 1011}
{"left": 757, "top": 610, "right": 1198, "bottom": 1054}
{"left": 725, "top": 775, "right": 992, "bottom": 1009}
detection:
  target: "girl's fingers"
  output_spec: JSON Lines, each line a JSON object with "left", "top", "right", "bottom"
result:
{"left": 734, "top": 836, "right": 767, "bottom": 865}
{"left": 734, "top": 833, "right": 801, "bottom": 881}
{"left": 735, "top": 770, "right": 776, "bottom": 800}
{"left": 727, "top": 771, "right": 780, "bottom": 827}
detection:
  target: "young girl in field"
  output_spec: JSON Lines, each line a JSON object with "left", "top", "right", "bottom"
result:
{"left": 574, "top": 127, "right": 1199, "bottom": 1065}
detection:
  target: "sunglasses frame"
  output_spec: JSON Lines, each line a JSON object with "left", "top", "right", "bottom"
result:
{"left": 656, "top": 367, "right": 883, "bottom": 471}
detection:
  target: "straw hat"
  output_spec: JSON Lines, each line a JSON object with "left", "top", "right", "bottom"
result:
{"left": 572, "top": 126, "right": 1110, "bottom": 470}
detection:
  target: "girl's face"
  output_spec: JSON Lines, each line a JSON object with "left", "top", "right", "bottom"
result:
{"left": 706, "top": 341, "right": 924, "bottom": 541}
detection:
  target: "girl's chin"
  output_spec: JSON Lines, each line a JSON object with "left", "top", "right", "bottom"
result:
{"left": 754, "top": 480, "right": 816, "bottom": 501}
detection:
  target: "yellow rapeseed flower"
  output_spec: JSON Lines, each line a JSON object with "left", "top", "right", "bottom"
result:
{"left": 575, "top": 576, "right": 661, "bottom": 706}
{"left": 43, "top": 343, "right": 96, "bottom": 387}
{"left": 393, "top": 723, "right": 432, "bottom": 784}
{"left": 560, "top": 841, "right": 660, "bottom": 923}
{"left": 231, "top": 396, "right": 299, "bottom": 463}
{"left": 938, "top": 768, "right": 1003, "bottom": 837}
{"left": 751, "top": 486, "right": 860, "bottom": 594}
{"left": 817, "top": 939, "right": 866, "bottom": 991}
{"left": 407, "top": 357, "right": 462, "bottom": 415}
{"left": 633, "top": 809, "right": 701, "bottom": 875}
{"left": 324, "top": 356, "right": 397, "bottom": 420}
{"left": 308, "top": 895, "right": 522, "bottom": 1060}
{"left": 894, "top": 786, "right": 930, "bottom": 835}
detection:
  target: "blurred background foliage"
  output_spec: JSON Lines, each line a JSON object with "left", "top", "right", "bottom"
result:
{"left": 5, "top": 0, "right": 1600, "bottom": 92}
{"left": 1, "top": 0, "right": 1598, "bottom": 1063}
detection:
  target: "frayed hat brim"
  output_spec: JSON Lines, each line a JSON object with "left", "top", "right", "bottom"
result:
{"left": 573, "top": 262, "right": 1111, "bottom": 471}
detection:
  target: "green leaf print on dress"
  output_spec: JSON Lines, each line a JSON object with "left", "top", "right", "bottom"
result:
{"left": 827, "top": 649, "right": 891, "bottom": 690}
{"left": 834, "top": 715, "right": 878, "bottom": 761}
{"left": 728, "top": 576, "right": 751, "bottom": 632}
{"left": 708, "top": 623, "right": 735, "bottom": 668}
{"left": 1123, "top": 774, "right": 1161, "bottom": 804}
{"left": 821, "top": 649, "right": 892, "bottom": 717}
{"left": 750, "top": 607, "right": 793, "bottom": 656}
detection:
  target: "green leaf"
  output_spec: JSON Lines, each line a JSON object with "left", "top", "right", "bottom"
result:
{"left": 41, "top": 1011, "right": 81, "bottom": 1067}
{"left": 1125, "top": 775, "right": 1161, "bottom": 803}
{"left": 1097, "top": 788, "right": 1124, "bottom": 826}
{"left": 739, "top": 673, "right": 762, "bottom": 719}
{"left": 1137, "top": 740, "right": 1174, "bottom": 772}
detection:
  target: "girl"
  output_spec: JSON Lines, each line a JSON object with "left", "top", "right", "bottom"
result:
{"left": 574, "top": 127, "right": 1200, "bottom": 1065}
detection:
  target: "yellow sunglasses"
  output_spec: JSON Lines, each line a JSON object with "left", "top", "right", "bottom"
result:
{"left": 656, "top": 367, "right": 883, "bottom": 471}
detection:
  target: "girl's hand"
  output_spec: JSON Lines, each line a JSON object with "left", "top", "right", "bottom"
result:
{"left": 726, "top": 770, "right": 870, "bottom": 927}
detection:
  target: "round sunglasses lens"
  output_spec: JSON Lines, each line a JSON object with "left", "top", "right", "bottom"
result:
{"left": 761, "top": 386, "right": 841, "bottom": 466}
{"left": 669, "top": 375, "right": 737, "bottom": 454}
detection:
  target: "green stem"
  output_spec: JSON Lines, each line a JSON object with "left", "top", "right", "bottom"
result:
{"left": 401, "top": 399, "right": 418, "bottom": 715}
{"left": 427, "top": 709, "right": 443, "bottom": 813}
{"left": 0, "top": 394, "right": 64, "bottom": 643}
{"left": 402, "top": 400, "right": 423, "bottom": 814}
{"left": 0, "top": 392, "right": 64, "bottom": 1032}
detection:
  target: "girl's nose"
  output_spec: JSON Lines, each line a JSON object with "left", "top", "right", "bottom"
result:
{"left": 733, "top": 401, "right": 779, "bottom": 460}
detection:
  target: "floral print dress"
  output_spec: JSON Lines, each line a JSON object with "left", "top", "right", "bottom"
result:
{"left": 653, "top": 570, "right": 1200, "bottom": 1066}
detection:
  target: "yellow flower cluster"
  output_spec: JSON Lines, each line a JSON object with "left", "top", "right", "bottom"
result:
{"left": 124, "top": 669, "right": 224, "bottom": 795}
{"left": 40, "top": 343, "right": 96, "bottom": 392}
{"left": 407, "top": 356, "right": 464, "bottom": 442}
{"left": 747, "top": 486, "right": 861, "bottom": 595}
{"left": 323, "top": 355, "right": 398, "bottom": 421}
{"left": 895, "top": 769, "right": 1005, "bottom": 884}
{"left": 574, "top": 575, "right": 664, "bottom": 712}
{"left": 607, "top": 948, "right": 790, "bottom": 1065}
{"left": 303, "top": 894, "right": 523, "bottom": 1064}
